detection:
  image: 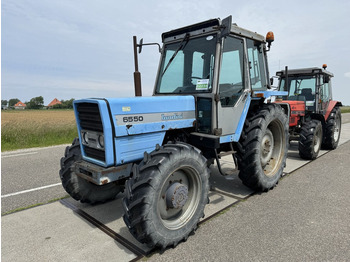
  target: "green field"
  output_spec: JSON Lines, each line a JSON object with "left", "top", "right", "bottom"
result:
{"left": 341, "top": 106, "right": 350, "bottom": 113}
{"left": 1, "top": 110, "right": 77, "bottom": 152}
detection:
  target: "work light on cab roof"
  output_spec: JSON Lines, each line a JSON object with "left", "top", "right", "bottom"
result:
{"left": 266, "top": 31, "right": 274, "bottom": 50}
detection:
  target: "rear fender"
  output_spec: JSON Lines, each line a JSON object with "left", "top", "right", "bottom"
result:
{"left": 324, "top": 101, "right": 342, "bottom": 121}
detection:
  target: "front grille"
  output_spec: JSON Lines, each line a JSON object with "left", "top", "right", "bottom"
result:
{"left": 76, "top": 103, "right": 103, "bottom": 132}
{"left": 76, "top": 103, "right": 105, "bottom": 162}
{"left": 84, "top": 147, "right": 105, "bottom": 162}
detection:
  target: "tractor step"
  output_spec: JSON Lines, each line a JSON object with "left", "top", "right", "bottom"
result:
{"left": 218, "top": 150, "right": 235, "bottom": 157}
{"left": 214, "top": 146, "right": 237, "bottom": 176}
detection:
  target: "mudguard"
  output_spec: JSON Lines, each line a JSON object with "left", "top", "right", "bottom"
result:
{"left": 325, "top": 101, "right": 342, "bottom": 121}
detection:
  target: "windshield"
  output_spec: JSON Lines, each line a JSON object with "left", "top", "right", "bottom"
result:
{"left": 280, "top": 76, "right": 316, "bottom": 101}
{"left": 155, "top": 34, "right": 217, "bottom": 94}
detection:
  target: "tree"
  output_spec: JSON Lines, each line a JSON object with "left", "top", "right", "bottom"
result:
{"left": 1, "top": 100, "right": 8, "bottom": 106}
{"left": 27, "top": 96, "right": 44, "bottom": 109}
{"left": 62, "top": 98, "right": 74, "bottom": 109}
{"left": 53, "top": 98, "right": 75, "bottom": 109}
{"left": 9, "top": 98, "right": 20, "bottom": 108}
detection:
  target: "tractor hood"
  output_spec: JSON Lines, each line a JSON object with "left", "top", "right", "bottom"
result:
{"left": 73, "top": 96, "right": 196, "bottom": 167}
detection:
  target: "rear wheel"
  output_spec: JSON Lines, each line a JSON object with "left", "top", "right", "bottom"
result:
{"left": 59, "top": 138, "right": 123, "bottom": 204}
{"left": 122, "top": 142, "right": 210, "bottom": 249}
{"left": 322, "top": 107, "right": 341, "bottom": 149}
{"left": 298, "top": 120, "right": 323, "bottom": 160}
{"left": 236, "top": 104, "right": 289, "bottom": 191}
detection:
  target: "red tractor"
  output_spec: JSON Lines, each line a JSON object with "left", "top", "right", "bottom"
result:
{"left": 275, "top": 65, "right": 342, "bottom": 159}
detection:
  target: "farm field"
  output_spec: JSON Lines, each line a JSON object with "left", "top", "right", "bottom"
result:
{"left": 341, "top": 106, "right": 350, "bottom": 113}
{"left": 1, "top": 110, "right": 77, "bottom": 151}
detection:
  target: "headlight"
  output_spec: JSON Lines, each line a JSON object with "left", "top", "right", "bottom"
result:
{"left": 98, "top": 135, "right": 104, "bottom": 148}
{"left": 82, "top": 131, "right": 89, "bottom": 144}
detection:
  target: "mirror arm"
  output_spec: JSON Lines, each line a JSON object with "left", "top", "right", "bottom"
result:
{"left": 137, "top": 41, "right": 162, "bottom": 53}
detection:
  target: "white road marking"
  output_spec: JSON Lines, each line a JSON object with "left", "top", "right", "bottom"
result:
{"left": 1, "top": 183, "right": 62, "bottom": 198}
{"left": 1, "top": 152, "right": 38, "bottom": 158}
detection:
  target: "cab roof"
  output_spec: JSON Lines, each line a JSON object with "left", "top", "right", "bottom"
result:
{"left": 162, "top": 16, "right": 266, "bottom": 43}
{"left": 276, "top": 67, "right": 334, "bottom": 77}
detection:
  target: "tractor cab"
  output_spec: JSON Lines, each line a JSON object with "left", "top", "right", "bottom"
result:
{"left": 276, "top": 65, "right": 334, "bottom": 114}
{"left": 149, "top": 16, "right": 286, "bottom": 138}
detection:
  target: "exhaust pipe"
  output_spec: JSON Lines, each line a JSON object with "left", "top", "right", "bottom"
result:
{"left": 133, "top": 36, "right": 142, "bottom": 97}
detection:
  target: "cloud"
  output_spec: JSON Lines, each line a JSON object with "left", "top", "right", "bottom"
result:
{"left": 2, "top": 0, "right": 350, "bottom": 106}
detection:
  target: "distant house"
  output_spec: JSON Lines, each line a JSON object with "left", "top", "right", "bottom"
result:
{"left": 14, "top": 101, "right": 26, "bottom": 110}
{"left": 47, "top": 98, "right": 62, "bottom": 108}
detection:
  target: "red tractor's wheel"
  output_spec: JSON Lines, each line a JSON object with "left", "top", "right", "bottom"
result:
{"left": 322, "top": 107, "right": 341, "bottom": 149}
{"left": 298, "top": 120, "right": 323, "bottom": 160}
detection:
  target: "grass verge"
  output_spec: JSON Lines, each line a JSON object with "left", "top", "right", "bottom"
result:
{"left": 341, "top": 106, "right": 350, "bottom": 114}
{"left": 1, "top": 195, "right": 70, "bottom": 216}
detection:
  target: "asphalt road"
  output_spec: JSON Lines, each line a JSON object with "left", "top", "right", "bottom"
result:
{"left": 2, "top": 113, "right": 350, "bottom": 215}
{"left": 1, "top": 145, "right": 69, "bottom": 214}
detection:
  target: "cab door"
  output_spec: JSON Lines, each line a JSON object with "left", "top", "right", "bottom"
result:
{"left": 319, "top": 74, "right": 331, "bottom": 115}
{"left": 216, "top": 36, "right": 249, "bottom": 136}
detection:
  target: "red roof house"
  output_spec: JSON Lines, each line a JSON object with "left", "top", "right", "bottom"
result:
{"left": 14, "top": 101, "right": 26, "bottom": 109}
{"left": 47, "top": 98, "right": 62, "bottom": 108}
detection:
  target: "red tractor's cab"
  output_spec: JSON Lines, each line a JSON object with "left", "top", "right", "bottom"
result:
{"left": 275, "top": 65, "right": 342, "bottom": 159}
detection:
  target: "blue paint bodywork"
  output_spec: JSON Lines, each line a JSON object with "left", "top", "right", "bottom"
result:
{"left": 253, "top": 90, "right": 288, "bottom": 99}
{"left": 74, "top": 96, "right": 196, "bottom": 167}
{"left": 219, "top": 95, "right": 251, "bottom": 143}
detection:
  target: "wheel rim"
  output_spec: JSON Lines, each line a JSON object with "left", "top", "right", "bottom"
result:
{"left": 261, "top": 129, "right": 274, "bottom": 167}
{"left": 261, "top": 121, "right": 285, "bottom": 177}
{"left": 313, "top": 125, "right": 322, "bottom": 153}
{"left": 333, "top": 114, "right": 341, "bottom": 142}
{"left": 158, "top": 166, "right": 201, "bottom": 230}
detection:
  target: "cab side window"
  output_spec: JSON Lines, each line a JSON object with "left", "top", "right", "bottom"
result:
{"left": 219, "top": 36, "right": 245, "bottom": 107}
{"left": 247, "top": 39, "right": 267, "bottom": 90}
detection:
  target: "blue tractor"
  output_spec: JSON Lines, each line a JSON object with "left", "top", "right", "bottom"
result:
{"left": 60, "top": 16, "right": 289, "bottom": 249}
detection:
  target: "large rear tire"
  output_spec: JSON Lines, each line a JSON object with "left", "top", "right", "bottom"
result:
{"left": 298, "top": 120, "right": 322, "bottom": 160}
{"left": 59, "top": 138, "right": 123, "bottom": 204}
{"left": 322, "top": 107, "right": 341, "bottom": 149}
{"left": 122, "top": 142, "right": 210, "bottom": 249}
{"left": 236, "top": 104, "right": 289, "bottom": 191}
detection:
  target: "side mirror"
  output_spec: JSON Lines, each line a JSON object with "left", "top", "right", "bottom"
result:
{"left": 220, "top": 15, "right": 232, "bottom": 38}
{"left": 324, "top": 75, "right": 330, "bottom": 83}
{"left": 138, "top": 38, "right": 143, "bottom": 53}
{"left": 270, "top": 76, "right": 279, "bottom": 89}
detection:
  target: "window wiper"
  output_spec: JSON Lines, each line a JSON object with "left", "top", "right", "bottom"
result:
{"left": 161, "top": 33, "right": 190, "bottom": 77}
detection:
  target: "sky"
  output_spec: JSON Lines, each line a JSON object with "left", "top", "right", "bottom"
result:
{"left": 1, "top": 0, "right": 350, "bottom": 105}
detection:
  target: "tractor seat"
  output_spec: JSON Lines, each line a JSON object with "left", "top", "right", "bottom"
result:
{"left": 300, "top": 88, "right": 314, "bottom": 101}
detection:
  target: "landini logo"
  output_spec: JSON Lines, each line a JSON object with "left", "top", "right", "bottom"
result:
{"left": 161, "top": 113, "right": 184, "bottom": 121}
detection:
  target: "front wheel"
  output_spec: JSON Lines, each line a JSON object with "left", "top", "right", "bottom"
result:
{"left": 298, "top": 120, "right": 323, "bottom": 160}
{"left": 236, "top": 104, "right": 289, "bottom": 191}
{"left": 122, "top": 142, "right": 210, "bottom": 249}
{"left": 59, "top": 138, "right": 123, "bottom": 204}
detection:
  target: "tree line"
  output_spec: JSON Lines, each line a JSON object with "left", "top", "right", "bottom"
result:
{"left": 1, "top": 96, "right": 75, "bottom": 109}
